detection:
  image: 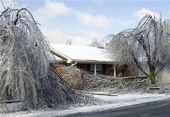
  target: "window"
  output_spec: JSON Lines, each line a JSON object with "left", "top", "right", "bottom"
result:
{"left": 89, "top": 64, "right": 103, "bottom": 74}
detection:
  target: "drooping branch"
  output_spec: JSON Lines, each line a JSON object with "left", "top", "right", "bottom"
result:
{"left": 108, "top": 14, "right": 170, "bottom": 84}
{"left": 131, "top": 52, "right": 149, "bottom": 76}
{"left": 0, "top": 7, "right": 83, "bottom": 111}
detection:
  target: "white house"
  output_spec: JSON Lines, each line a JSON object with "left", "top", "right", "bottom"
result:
{"left": 50, "top": 43, "right": 137, "bottom": 77}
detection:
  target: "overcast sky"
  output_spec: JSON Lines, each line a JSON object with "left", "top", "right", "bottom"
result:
{"left": 1, "top": 0, "right": 170, "bottom": 45}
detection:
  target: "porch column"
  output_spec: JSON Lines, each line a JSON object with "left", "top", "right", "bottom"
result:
{"left": 113, "top": 64, "right": 116, "bottom": 77}
{"left": 94, "top": 63, "right": 97, "bottom": 75}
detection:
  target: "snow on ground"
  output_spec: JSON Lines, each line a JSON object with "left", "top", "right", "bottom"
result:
{"left": 1, "top": 93, "right": 170, "bottom": 117}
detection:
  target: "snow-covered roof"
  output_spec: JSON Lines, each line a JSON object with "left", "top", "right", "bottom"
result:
{"left": 50, "top": 44, "right": 117, "bottom": 64}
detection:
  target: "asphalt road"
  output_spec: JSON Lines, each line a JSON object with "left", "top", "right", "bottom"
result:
{"left": 64, "top": 99, "right": 170, "bottom": 117}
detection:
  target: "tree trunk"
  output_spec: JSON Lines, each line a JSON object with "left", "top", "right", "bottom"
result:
{"left": 149, "top": 69, "right": 156, "bottom": 85}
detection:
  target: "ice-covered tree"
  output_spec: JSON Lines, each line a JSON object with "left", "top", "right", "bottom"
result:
{"left": 0, "top": 7, "right": 82, "bottom": 111}
{"left": 107, "top": 15, "right": 170, "bottom": 85}
{"left": 89, "top": 37, "right": 103, "bottom": 48}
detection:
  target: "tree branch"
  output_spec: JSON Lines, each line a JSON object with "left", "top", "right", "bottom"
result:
{"left": 132, "top": 52, "right": 149, "bottom": 76}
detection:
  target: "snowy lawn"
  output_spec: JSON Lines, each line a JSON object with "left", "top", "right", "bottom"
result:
{"left": 1, "top": 93, "right": 170, "bottom": 117}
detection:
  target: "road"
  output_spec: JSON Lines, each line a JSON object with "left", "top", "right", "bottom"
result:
{"left": 65, "top": 99, "right": 170, "bottom": 117}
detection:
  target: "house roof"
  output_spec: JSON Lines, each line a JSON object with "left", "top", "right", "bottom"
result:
{"left": 50, "top": 44, "right": 117, "bottom": 64}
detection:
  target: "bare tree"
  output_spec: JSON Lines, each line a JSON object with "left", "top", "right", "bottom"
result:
{"left": 89, "top": 37, "right": 103, "bottom": 48}
{"left": 66, "top": 39, "right": 72, "bottom": 45}
{"left": 0, "top": 7, "right": 84, "bottom": 111}
{"left": 107, "top": 15, "right": 170, "bottom": 85}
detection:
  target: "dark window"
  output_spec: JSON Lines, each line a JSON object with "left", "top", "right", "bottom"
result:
{"left": 89, "top": 64, "right": 103, "bottom": 74}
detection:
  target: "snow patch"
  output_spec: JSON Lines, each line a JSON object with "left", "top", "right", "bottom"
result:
{"left": 50, "top": 43, "right": 116, "bottom": 62}
{"left": 1, "top": 94, "right": 170, "bottom": 117}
